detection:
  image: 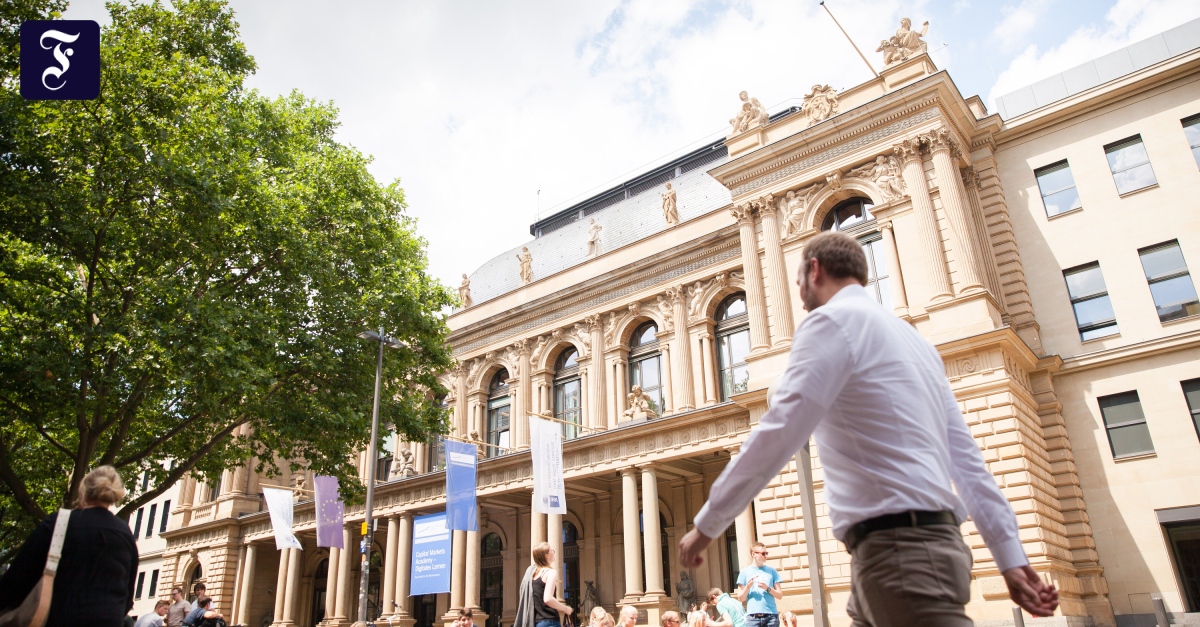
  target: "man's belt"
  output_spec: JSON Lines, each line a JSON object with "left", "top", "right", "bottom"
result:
{"left": 844, "top": 510, "right": 958, "bottom": 551}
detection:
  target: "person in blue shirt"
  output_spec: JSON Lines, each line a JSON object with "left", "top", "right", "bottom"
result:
{"left": 705, "top": 587, "right": 746, "bottom": 627}
{"left": 735, "top": 543, "right": 781, "bottom": 627}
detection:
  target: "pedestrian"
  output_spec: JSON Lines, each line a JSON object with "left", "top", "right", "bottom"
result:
{"left": 188, "top": 597, "right": 224, "bottom": 627}
{"left": 615, "top": 606, "right": 638, "bottom": 627}
{"left": 703, "top": 588, "right": 745, "bottom": 627}
{"left": 660, "top": 612, "right": 681, "bottom": 627}
{"left": 189, "top": 584, "right": 207, "bottom": 610}
{"left": 735, "top": 543, "right": 781, "bottom": 627}
{"left": 135, "top": 600, "right": 171, "bottom": 627}
{"left": 678, "top": 232, "right": 1059, "bottom": 626}
{"left": 455, "top": 608, "right": 474, "bottom": 627}
{"left": 166, "top": 587, "right": 191, "bottom": 627}
{"left": 513, "top": 542, "right": 575, "bottom": 627}
{"left": 587, "top": 607, "right": 609, "bottom": 627}
{"left": 0, "top": 465, "right": 138, "bottom": 627}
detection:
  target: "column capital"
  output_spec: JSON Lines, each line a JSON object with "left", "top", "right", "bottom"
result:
{"left": 879, "top": 220, "right": 894, "bottom": 232}
{"left": 893, "top": 137, "right": 923, "bottom": 163}
{"left": 620, "top": 467, "right": 639, "bottom": 478}
{"left": 925, "top": 127, "right": 957, "bottom": 155}
{"left": 729, "top": 203, "right": 756, "bottom": 224}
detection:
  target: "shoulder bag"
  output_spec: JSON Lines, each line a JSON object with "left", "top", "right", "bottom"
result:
{"left": 0, "top": 509, "right": 72, "bottom": 627}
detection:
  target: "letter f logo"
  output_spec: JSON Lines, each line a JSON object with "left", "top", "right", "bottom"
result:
{"left": 20, "top": 20, "right": 100, "bottom": 100}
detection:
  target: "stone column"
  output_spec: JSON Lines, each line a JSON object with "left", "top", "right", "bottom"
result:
{"left": 730, "top": 204, "right": 770, "bottom": 350}
{"left": 928, "top": 129, "right": 984, "bottom": 294}
{"left": 325, "top": 543, "right": 341, "bottom": 623}
{"left": 757, "top": 196, "right": 794, "bottom": 344}
{"left": 382, "top": 516, "right": 399, "bottom": 617}
{"left": 620, "top": 469, "right": 644, "bottom": 601}
{"left": 450, "top": 530, "right": 467, "bottom": 610}
{"left": 734, "top": 506, "right": 756, "bottom": 571}
{"left": 640, "top": 466, "right": 666, "bottom": 596}
{"left": 896, "top": 139, "right": 952, "bottom": 303}
{"left": 394, "top": 513, "right": 414, "bottom": 618}
{"left": 668, "top": 287, "right": 695, "bottom": 411}
{"left": 465, "top": 508, "right": 482, "bottom": 610}
{"left": 588, "top": 315, "right": 607, "bottom": 431}
{"left": 517, "top": 341, "right": 533, "bottom": 449}
{"left": 236, "top": 544, "right": 257, "bottom": 626}
{"left": 548, "top": 512, "right": 564, "bottom": 597}
{"left": 699, "top": 334, "right": 718, "bottom": 405}
{"left": 282, "top": 547, "right": 303, "bottom": 625}
{"left": 333, "top": 526, "right": 354, "bottom": 620}
{"left": 273, "top": 548, "right": 292, "bottom": 625}
{"left": 531, "top": 507, "right": 547, "bottom": 548}
{"left": 659, "top": 343, "right": 674, "bottom": 414}
{"left": 879, "top": 222, "right": 910, "bottom": 317}
{"left": 960, "top": 165, "right": 1003, "bottom": 301}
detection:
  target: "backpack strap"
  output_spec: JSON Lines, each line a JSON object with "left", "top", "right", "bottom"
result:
{"left": 44, "top": 509, "right": 71, "bottom": 577}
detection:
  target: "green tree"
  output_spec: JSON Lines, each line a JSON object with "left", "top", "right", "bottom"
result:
{"left": 0, "top": 0, "right": 454, "bottom": 562}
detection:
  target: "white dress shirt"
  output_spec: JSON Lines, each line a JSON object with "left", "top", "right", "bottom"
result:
{"left": 693, "top": 284, "right": 1027, "bottom": 572}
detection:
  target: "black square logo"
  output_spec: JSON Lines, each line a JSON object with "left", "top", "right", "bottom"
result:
{"left": 20, "top": 20, "right": 101, "bottom": 101}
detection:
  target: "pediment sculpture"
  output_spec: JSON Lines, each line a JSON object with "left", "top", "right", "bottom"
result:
{"left": 728, "top": 90, "right": 770, "bottom": 136}
{"left": 877, "top": 17, "right": 929, "bottom": 65}
{"left": 802, "top": 85, "right": 839, "bottom": 124}
{"left": 847, "top": 154, "right": 907, "bottom": 202}
{"left": 780, "top": 182, "right": 826, "bottom": 240}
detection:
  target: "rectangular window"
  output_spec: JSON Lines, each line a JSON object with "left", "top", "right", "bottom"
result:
{"left": 148, "top": 569, "right": 159, "bottom": 596}
{"left": 1064, "top": 262, "right": 1119, "bottom": 340}
{"left": 160, "top": 500, "right": 171, "bottom": 533}
{"left": 146, "top": 503, "right": 156, "bottom": 538}
{"left": 1035, "top": 160, "right": 1083, "bottom": 217}
{"left": 486, "top": 399, "right": 510, "bottom": 459}
{"left": 141, "top": 471, "right": 150, "bottom": 493}
{"left": 1098, "top": 390, "right": 1154, "bottom": 458}
{"left": 1139, "top": 241, "right": 1200, "bottom": 322}
{"left": 427, "top": 435, "right": 445, "bottom": 472}
{"left": 1184, "top": 113, "right": 1200, "bottom": 169}
{"left": 132, "top": 507, "right": 143, "bottom": 537}
{"left": 1183, "top": 379, "right": 1200, "bottom": 443}
{"left": 860, "top": 235, "right": 892, "bottom": 306}
{"left": 1105, "top": 135, "right": 1157, "bottom": 195}
{"left": 135, "top": 571, "right": 145, "bottom": 599}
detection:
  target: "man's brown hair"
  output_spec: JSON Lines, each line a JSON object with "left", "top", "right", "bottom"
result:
{"left": 802, "top": 232, "right": 868, "bottom": 286}
{"left": 196, "top": 595, "right": 212, "bottom": 608}
{"left": 155, "top": 600, "right": 171, "bottom": 610}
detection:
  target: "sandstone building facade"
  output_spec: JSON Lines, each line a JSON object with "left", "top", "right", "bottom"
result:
{"left": 157, "top": 17, "right": 1200, "bottom": 627}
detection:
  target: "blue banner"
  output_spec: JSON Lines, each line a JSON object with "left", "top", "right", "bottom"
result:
{"left": 445, "top": 439, "right": 478, "bottom": 531}
{"left": 410, "top": 512, "right": 452, "bottom": 595}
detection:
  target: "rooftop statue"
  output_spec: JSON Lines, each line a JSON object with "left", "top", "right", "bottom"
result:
{"left": 661, "top": 182, "right": 679, "bottom": 225}
{"left": 728, "top": 90, "right": 770, "bottom": 135}
{"left": 878, "top": 17, "right": 929, "bottom": 65}
{"left": 459, "top": 273, "right": 473, "bottom": 308}
{"left": 517, "top": 246, "right": 533, "bottom": 285}
{"left": 586, "top": 218, "right": 603, "bottom": 258}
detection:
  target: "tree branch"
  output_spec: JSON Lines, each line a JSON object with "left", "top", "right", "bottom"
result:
{"left": 112, "top": 408, "right": 211, "bottom": 469}
{"left": 0, "top": 440, "right": 47, "bottom": 521}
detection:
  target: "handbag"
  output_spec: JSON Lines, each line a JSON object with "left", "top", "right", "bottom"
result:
{"left": 0, "top": 509, "right": 72, "bottom": 627}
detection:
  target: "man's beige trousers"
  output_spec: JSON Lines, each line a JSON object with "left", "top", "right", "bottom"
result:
{"left": 846, "top": 524, "right": 974, "bottom": 627}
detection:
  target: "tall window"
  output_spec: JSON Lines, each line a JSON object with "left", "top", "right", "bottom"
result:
{"left": 1105, "top": 135, "right": 1157, "bottom": 195}
{"left": 1183, "top": 113, "right": 1200, "bottom": 168}
{"left": 821, "top": 197, "right": 875, "bottom": 232}
{"left": 148, "top": 569, "right": 159, "bottom": 596}
{"left": 628, "top": 322, "right": 663, "bottom": 418}
{"left": 1098, "top": 390, "right": 1154, "bottom": 459}
{"left": 160, "top": 500, "right": 171, "bottom": 533}
{"left": 859, "top": 234, "right": 892, "bottom": 307}
{"left": 427, "top": 435, "right": 445, "bottom": 473}
{"left": 146, "top": 504, "right": 157, "bottom": 538}
{"left": 1183, "top": 379, "right": 1200, "bottom": 443}
{"left": 376, "top": 432, "right": 396, "bottom": 481}
{"left": 486, "top": 370, "right": 511, "bottom": 458}
{"left": 1138, "top": 241, "right": 1199, "bottom": 322}
{"left": 562, "top": 522, "right": 581, "bottom": 614}
{"left": 1035, "top": 160, "right": 1082, "bottom": 217}
{"left": 133, "top": 507, "right": 144, "bottom": 537}
{"left": 136, "top": 572, "right": 145, "bottom": 599}
{"left": 715, "top": 294, "right": 750, "bottom": 401}
{"left": 1064, "top": 262, "right": 1119, "bottom": 341}
{"left": 554, "top": 350, "right": 582, "bottom": 439}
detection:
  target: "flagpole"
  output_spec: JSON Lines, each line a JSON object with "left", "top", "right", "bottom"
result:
{"left": 439, "top": 433, "right": 518, "bottom": 454}
{"left": 820, "top": 1, "right": 878, "bottom": 78}
{"left": 528, "top": 412, "right": 604, "bottom": 434}
{"left": 258, "top": 483, "right": 315, "bottom": 495}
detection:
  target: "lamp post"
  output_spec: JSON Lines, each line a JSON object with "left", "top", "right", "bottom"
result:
{"left": 357, "top": 327, "right": 406, "bottom": 624}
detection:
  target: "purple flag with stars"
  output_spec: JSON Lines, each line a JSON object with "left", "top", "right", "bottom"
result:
{"left": 315, "top": 475, "right": 344, "bottom": 548}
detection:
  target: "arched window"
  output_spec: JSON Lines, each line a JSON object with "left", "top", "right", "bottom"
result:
{"left": 819, "top": 198, "right": 892, "bottom": 307}
{"left": 628, "top": 321, "right": 664, "bottom": 417}
{"left": 821, "top": 197, "right": 875, "bottom": 232}
{"left": 715, "top": 294, "right": 750, "bottom": 400}
{"left": 555, "top": 349, "right": 582, "bottom": 439}
{"left": 312, "top": 558, "right": 330, "bottom": 623}
{"left": 486, "top": 369, "right": 511, "bottom": 458}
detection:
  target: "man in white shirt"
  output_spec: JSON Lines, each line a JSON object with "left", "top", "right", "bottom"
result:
{"left": 134, "top": 601, "right": 170, "bottom": 627}
{"left": 678, "top": 232, "right": 1058, "bottom": 626}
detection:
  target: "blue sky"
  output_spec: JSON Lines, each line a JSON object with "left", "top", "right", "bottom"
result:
{"left": 62, "top": 0, "right": 1200, "bottom": 289}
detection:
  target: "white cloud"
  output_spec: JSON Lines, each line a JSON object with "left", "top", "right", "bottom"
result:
{"left": 991, "top": 0, "right": 1045, "bottom": 52}
{"left": 989, "top": 0, "right": 1200, "bottom": 105}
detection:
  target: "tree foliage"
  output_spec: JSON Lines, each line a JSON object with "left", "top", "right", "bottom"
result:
{"left": 0, "top": 0, "right": 454, "bottom": 563}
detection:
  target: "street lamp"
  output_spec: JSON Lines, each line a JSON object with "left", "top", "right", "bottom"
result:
{"left": 356, "top": 328, "right": 406, "bottom": 624}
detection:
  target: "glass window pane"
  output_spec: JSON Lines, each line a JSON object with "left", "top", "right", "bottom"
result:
{"left": 869, "top": 240, "right": 888, "bottom": 278}
{"left": 1185, "top": 119, "right": 1200, "bottom": 148}
{"left": 1183, "top": 379, "right": 1200, "bottom": 414}
{"left": 877, "top": 276, "right": 893, "bottom": 309}
{"left": 1108, "top": 423, "right": 1155, "bottom": 457}
{"left": 1098, "top": 391, "right": 1145, "bottom": 427}
{"left": 1106, "top": 138, "right": 1150, "bottom": 171}
{"left": 728, "top": 329, "right": 751, "bottom": 364}
{"left": 730, "top": 364, "right": 750, "bottom": 395}
{"left": 1192, "top": 145, "right": 1200, "bottom": 169}
{"left": 1042, "top": 187, "right": 1082, "bottom": 217}
{"left": 639, "top": 357, "right": 660, "bottom": 389}
{"left": 719, "top": 295, "right": 747, "bottom": 319}
{"left": 1113, "top": 162, "right": 1157, "bottom": 195}
{"left": 1065, "top": 265, "right": 1107, "bottom": 299}
{"left": 1072, "top": 295, "right": 1116, "bottom": 328}
{"left": 1149, "top": 276, "right": 1200, "bottom": 321}
{"left": 1140, "top": 243, "right": 1189, "bottom": 280}
{"left": 1080, "top": 324, "right": 1119, "bottom": 341}
{"left": 1036, "top": 162, "right": 1076, "bottom": 195}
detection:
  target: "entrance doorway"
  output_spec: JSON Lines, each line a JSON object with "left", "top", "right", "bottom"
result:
{"left": 1168, "top": 522, "right": 1200, "bottom": 611}
{"left": 413, "top": 594, "right": 439, "bottom": 627}
{"left": 563, "top": 523, "right": 580, "bottom": 615}
{"left": 310, "top": 558, "right": 328, "bottom": 627}
{"left": 481, "top": 534, "right": 504, "bottom": 627}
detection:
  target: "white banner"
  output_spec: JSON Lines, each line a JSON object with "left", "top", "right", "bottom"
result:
{"left": 262, "top": 487, "right": 303, "bottom": 550}
{"left": 529, "top": 415, "right": 566, "bottom": 514}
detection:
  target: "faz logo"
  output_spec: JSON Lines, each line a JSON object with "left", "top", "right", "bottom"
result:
{"left": 20, "top": 20, "right": 100, "bottom": 100}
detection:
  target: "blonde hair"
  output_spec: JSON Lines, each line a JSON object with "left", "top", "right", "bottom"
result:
{"left": 599, "top": 615, "right": 615, "bottom": 627}
{"left": 531, "top": 541, "right": 552, "bottom": 568}
{"left": 590, "top": 607, "right": 609, "bottom": 624}
{"left": 79, "top": 465, "right": 125, "bottom": 507}
{"left": 687, "top": 611, "right": 707, "bottom": 627}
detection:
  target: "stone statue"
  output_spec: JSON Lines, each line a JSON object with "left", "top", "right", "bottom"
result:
{"left": 517, "top": 247, "right": 533, "bottom": 284}
{"left": 675, "top": 572, "right": 698, "bottom": 614}
{"left": 580, "top": 581, "right": 600, "bottom": 621}
{"left": 802, "top": 85, "right": 839, "bottom": 124}
{"left": 469, "top": 430, "right": 487, "bottom": 458}
{"left": 848, "top": 155, "right": 906, "bottom": 202}
{"left": 392, "top": 448, "right": 417, "bottom": 478}
{"left": 656, "top": 295, "right": 674, "bottom": 330}
{"left": 728, "top": 91, "right": 770, "bottom": 135}
{"left": 878, "top": 17, "right": 929, "bottom": 65}
{"left": 623, "top": 385, "right": 657, "bottom": 421}
{"left": 586, "top": 218, "right": 603, "bottom": 258}
{"left": 661, "top": 182, "right": 679, "bottom": 225}
{"left": 781, "top": 182, "right": 825, "bottom": 240}
{"left": 292, "top": 473, "right": 306, "bottom": 500}
{"left": 459, "top": 273, "right": 473, "bottom": 308}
